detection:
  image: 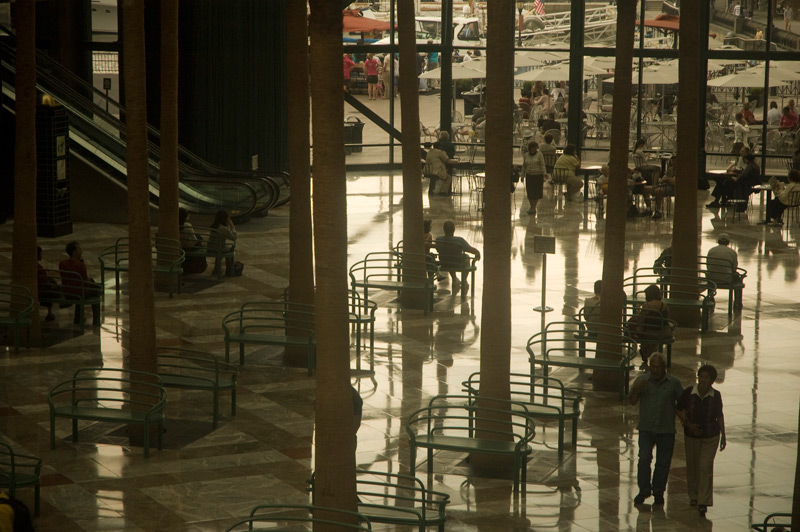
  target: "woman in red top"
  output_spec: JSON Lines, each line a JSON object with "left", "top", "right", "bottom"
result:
{"left": 364, "top": 53, "right": 380, "bottom": 100}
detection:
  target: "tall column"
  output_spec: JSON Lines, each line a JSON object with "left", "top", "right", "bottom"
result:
{"left": 595, "top": 0, "right": 636, "bottom": 388}
{"left": 672, "top": 0, "right": 703, "bottom": 326}
{"left": 309, "top": 0, "right": 358, "bottom": 518}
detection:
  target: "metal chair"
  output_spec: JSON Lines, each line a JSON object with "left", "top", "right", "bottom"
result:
{"left": 783, "top": 190, "right": 800, "bottom": 227}
{"left": 544, "top": 128, "right": 562, "bottom": 146}
{"left": 551, "top": 168, "right": 570, "bottom": 205}
{"left": 0, "top": 442, "right": 42, "bottom": 516}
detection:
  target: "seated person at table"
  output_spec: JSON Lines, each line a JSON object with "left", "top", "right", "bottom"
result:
{"left": 425, "top": 142, "right": 456, "bottom": 195}
{"left": 553, "top": 144, "right": 584, "bottom": 201}
{"left": 716, "top": 153, "right": 760, "bottom": 211}
{"left": 780, "top": 106, "right": 798, "bottom": 131}
{"left": 471, "top": 103, "right": 486, "bottom": 125}
{"left": 630, "top": 168, "right": 654, "bottom": 214}
{"left": 767, "top": 101, "right": 782, "bottom": 126}
{"left": 534, "top": 88, "right": 555, "bottom": 116}
{"left": 759, "top": 169, "right": 800, "bottom": 225}
{"left": 708, "top": 145, "right": 748, "bottom": 208}
{"left": 58, "top": 241, "right": 102, "bottom": 325}
{"left": 724, "top": 143, "right": 748, "bottom": 173}
{"left": 538, "top": 112, "right": 560, "bottom": 135}
{"left": 652, "top": 154, "right": 677, "bottom": 219}
{"left": 519, "top": 90, "right": 532, "bottom": 107}
{"left": 539, "top": 133, "right": 557, "bottom": 155}
{"left": 596, "top": 164, "right": 610, "bottom": 199}
{"left": 435, "top": 220, "right": 481, "bottom": 295}
{"left": 438, "top": 130, "right": 456, "bottom": 159}
{"left": 631, "top": 139, "right": 661, "bottom": 183}
{"left": 741, "top": 102, "right": 757, "bottom": 125}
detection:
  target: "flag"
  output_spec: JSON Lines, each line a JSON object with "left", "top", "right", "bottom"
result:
{"left": 533, "top": 0, "right": 545, "bottom": 15}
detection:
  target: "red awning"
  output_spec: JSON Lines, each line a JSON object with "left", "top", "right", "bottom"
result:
{"left": 636, "top": 14, "right": 680, "bottom": 32}
{"left": 343, "top": 11, "right": 393, "bottom": 33}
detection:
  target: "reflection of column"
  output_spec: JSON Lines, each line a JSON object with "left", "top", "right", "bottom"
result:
{"left": 582, "top": 402, "right": 624, "bottom": 532}
{"left": 560, "top": 219, "right": 581, "bottom": 318}
{"left": 521, "top": 218, "right": 544, "bottom": 281}
{"left": 398, "top": 313, "right": 427, "bottom": 478}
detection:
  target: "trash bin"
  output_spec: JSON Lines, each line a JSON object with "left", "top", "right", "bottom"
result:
{"left": 344, "top": 115, "right": 364, "bottom": 153}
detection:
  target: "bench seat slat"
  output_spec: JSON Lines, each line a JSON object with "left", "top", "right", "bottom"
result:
{"left": 414, "top": 434, "right": 530, "bottom": 455}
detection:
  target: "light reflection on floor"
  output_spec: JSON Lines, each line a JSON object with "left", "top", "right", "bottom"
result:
{"left": 1, "top": 171, "right": 799, "bottom": 531}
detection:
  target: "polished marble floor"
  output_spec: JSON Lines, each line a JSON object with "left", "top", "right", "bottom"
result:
{"left": 2, "top": 174, "right": 800, "bottom": 531}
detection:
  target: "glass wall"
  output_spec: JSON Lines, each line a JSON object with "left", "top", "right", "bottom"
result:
{"left": 346, "top": 0, "right": 800, "bottom": 174}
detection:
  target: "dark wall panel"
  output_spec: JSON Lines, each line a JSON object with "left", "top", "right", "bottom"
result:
{"left": 176, "top": 0, "right": 288, "bottom": 172}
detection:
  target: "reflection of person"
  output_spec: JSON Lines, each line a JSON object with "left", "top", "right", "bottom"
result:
{"left": 677, "top": 365, "right": 726, "bottom": 517}
{"left": 521, "top": 141, "right": 546, "bottom": 215}
{"left": 629, "top": 353, "right": 683, "bottom": 507}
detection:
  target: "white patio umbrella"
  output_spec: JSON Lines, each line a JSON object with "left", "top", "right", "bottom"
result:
{"left": 604, "top": 65, "right": 679, "bottom": 85}
{"left": 419, "top": 61, "right": 487, "bottom": 80}
{"left": 707, "top": 71, "right": 789, "bottom": 88}
{"left": 515, "top": 62, "right": 604, "bottom": 81}
{"left": 513, "top": 51, "right": 546, "bottom": 68}
{"left": 740, "top": 63, "right": 800, "bottom": 81}
{"left": 583, "top": 56, "right": 617, "bottom": 70}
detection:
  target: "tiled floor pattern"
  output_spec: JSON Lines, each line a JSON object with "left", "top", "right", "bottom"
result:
{"left": 2, "top": 174, "right": 800, "bottom": 531}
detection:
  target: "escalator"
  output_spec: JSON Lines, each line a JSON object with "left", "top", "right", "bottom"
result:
{"left": 0, "top": 27, "right": 289, "bottom": 223}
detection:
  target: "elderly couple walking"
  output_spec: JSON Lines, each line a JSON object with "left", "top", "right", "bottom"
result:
{"left": 630, "top": 354, "right": 726, "bottom": 517}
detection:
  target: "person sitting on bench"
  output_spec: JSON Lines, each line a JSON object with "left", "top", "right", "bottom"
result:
{"left": 435, "top": 220, "right": 480, "bottom": 295}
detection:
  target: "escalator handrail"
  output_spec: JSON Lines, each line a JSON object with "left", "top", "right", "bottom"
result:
{"left": 1, "top": 26, "right": 288, "bottom": 213}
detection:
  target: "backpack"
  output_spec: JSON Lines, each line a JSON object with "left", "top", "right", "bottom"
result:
{"left": 0, "top": 497, "right": 35, "bottom": 532}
